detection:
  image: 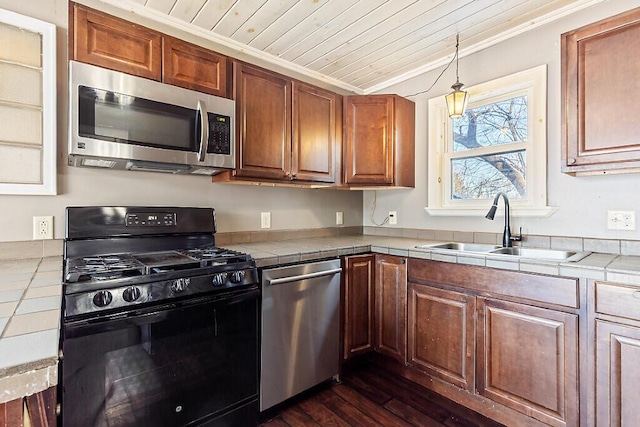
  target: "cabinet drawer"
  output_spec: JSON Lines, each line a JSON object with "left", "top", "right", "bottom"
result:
{"left": 595, "top": 281, "right": 640, "bottom": 320}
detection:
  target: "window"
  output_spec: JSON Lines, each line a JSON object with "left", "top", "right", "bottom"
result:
{"left": 426, "top": 65, "right": 555, "bottom": 217}
{"left": 0, "top": 8, "right": 56, "bottom": 195}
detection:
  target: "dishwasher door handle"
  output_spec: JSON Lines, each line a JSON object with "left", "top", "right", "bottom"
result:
{"left": 267, "top": 268, "right": 342, "bottom": 286}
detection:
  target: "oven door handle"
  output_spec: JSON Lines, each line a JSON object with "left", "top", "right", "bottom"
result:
{"left": 267, "top": 268, "right": 342, "bottom": 286}
{"left": 197, "top": 100, "right": 209, "bottom": 162}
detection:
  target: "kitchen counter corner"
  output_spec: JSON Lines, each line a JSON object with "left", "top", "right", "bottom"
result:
{"left": 0, "top": 256, "right": 61, "bottom": 404}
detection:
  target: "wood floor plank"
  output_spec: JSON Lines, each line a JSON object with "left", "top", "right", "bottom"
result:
{"left": 341, "top": 370, "right": 393, "bottom": 405}
{"left": 297, "top": 394, "right": 351, "bottom": 427}
{"left": 331, "top": 382, "right": 414, "bottom": 427}
{"left": 260, "top": 361, "right": 504, "bottom": 427}
{"left": 355, "top": 367, "right": 453, "bottom": 422}
{"left": 371, "top": 369, "right": 501, "bottom": 427}
{"left": 315, "top": 387, "right": 383, "bottom": 426}
{"left": 280, "top": 406, "right": 321, "bottom": 426}
{"left": 259, "top": 416, "right": 290, "bottom": 426}
{"left": 384, "top": 398, "right": 446, "bottom": 427}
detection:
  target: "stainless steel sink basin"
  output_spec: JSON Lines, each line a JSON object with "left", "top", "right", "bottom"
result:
{"left": 489, "top": 247, "right": 591, "bottom": 262}
{"left": 415, "top": 242, "right": 501, "bottom": 252}
{"left": 414, "top": 242, "right": 591, "bottom": 262}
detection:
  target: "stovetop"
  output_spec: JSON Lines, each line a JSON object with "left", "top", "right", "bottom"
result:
{"left": 64, "top": 247, "right": 251, "bottom": 284}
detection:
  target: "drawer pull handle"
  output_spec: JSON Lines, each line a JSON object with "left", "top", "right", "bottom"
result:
{"left": 633, "top": 291, "right": 640, "bottom": 299}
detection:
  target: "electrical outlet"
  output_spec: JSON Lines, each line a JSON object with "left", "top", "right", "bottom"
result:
{"left": 33, "top": 216, "right": 53, "bottom": 240}
{"left": 261, "top": 212, "right": 271, "bottom": 229}
{"left": 607, "top": 210, "right": 636, "bottom": 230}
{"left": 388, "top": 211, "right": 397, "bottom": 225}
{"left": 336, "top": 212, "right": 343, "bottom": 225}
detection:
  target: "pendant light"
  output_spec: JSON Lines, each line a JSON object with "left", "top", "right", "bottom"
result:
{"left": 445, "top": 34, "right": 469, "bottom": 119}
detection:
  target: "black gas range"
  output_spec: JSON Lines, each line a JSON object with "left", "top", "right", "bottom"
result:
{"left": 60, "top": 206, "right": 260, "bottom": 427}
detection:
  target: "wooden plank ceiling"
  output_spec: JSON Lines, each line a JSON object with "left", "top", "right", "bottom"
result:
{"left": 114, "top": 0, "right": 602, "bottom": 93}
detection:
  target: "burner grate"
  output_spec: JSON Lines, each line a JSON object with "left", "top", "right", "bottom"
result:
{"left": 65, "top": 254, "right": 145, "bottom": 283}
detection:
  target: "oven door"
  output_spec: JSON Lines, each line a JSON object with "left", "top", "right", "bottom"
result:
{"left": 61, "top": 289, "right": 259, "bottom": 427}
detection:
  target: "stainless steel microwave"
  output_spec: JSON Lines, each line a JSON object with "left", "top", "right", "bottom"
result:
{"left": 68, "top": 60, "right": 235, "bottom": 175}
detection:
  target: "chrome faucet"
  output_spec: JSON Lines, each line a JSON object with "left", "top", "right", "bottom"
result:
{"left": 485, "top": 192, "right": 522, "bottom": 247}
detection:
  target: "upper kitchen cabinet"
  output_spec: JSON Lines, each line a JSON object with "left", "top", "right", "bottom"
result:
{"left": 344, "top": 95, "right": 415, "bottom": 187}
{"left": 561, "top": 7, "right": 640, "bottom": 175}
{"left": 232, "top": 62, "right": 291, "bottom": 181}
{"left": 214, "top": 62, "right": 340, "bottom": 185}
{"left": 162, "top": 36, "right": 228, "bottom": 98}
{"left": 70, "top": 2, "right": 162, "bottom": 80}
{"left": 293, "top": 82, "right": 341, "bottom": 183}
{"left": 69, "top": 3, "right": 229, "bottom": 97}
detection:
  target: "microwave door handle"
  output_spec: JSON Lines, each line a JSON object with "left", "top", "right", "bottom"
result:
{"left": 197, "top": 100, "right": 209, "bottom": 162}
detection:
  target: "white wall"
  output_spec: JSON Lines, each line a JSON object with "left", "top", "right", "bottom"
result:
{"left": 0, "top": 0, "right": 363, "bottom": 242}
{"left": 368, "top": 0, "right": 640, "bottom": 241}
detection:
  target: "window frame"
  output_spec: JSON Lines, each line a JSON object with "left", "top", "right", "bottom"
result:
{"left": 0, "top": 8, "right": 56, "bottom": 195}
{"left": 426, "top": 65, "right": 555, "bottom": 217}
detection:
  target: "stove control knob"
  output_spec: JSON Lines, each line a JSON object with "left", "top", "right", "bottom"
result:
{"left": 230, "top": 271, "right": 245, "bottom": 283}
{"left": 212, "top": 273, "right": 228, "bottom": 287}
{"left": 93, "top": 290, "right": 113, "bottom": 307}
{"left": 171, "top": 278, "right": 190, "bottom": 293}
{"left": 122, "top": 286, "right": 141, "bottom": 302}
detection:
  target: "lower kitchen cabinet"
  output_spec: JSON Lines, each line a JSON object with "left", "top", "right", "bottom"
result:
{"left": 477, "top": 298, "right": 579, "bottom": 427}
{"left": 343, "top": 254, "right": 375, "bottom": 359}
{"left": 407, "top": 284, "right": 475, "bottom": 392}
{"left": 404, "top": 258, "right": 583, "bottom": 427}
{"left": 595, "top": 320, "right": 640, "bottom": 427}
{"left": 374, "top": 254, "right": 407, "bottom": 362}
{"left": 0, "top": 387, "right": 56, "bottom": 427}
{"left": 593, "top": 281, "right": 640, "bottom": 427}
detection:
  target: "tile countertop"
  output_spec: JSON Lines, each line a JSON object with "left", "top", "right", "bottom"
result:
{"left": 224, "top": 235, "right": 640, "bottom": 283}
{"left": 3, "top": 235, "right": 640, "bottom": 404}
{"left": 0, "top": 257, "right": 61, "bottom": 404}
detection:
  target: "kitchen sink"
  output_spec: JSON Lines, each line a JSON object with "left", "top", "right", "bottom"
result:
{"left": 415, "top": 242, "right": 591, "bottom": 262}
{"left": 488, "top": 247, "right": 591, "bottom": 262}
{"left": 415, "top": 242, "right": 501, "bottom": 252}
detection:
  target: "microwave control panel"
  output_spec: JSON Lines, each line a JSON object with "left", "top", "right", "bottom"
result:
{"left": 207, "top": 114, "right": 232, "bottom": 155}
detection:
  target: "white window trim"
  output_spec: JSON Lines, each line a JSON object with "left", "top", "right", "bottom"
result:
{"left": 425, "top": 65, "right": 556, "bottom": 217}
{"left": 0, "top": 8, "right": 56, "bottom": 195}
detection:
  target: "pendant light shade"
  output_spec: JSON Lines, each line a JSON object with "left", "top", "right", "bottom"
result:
{"left": 445, "top": 81, "right": 469, "bottom": 118}
{"left": 444, "top": 35, "right": 468, "bottom": 119}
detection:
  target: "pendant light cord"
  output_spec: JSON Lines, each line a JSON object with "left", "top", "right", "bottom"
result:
{"left": 404, "top": 35, "right": 460, "bottom": 98}
{"left": 455, "top": 34, "right": 460, "bottom": 84}
{"left": 369, "top": 191, "right": 389, "bottom": 227}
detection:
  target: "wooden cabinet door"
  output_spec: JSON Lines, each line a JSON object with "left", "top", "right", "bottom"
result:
{"left": 292, "top": 82, "right": 339, "bottom": 183}
{"left": 162, "top": 37, "right": 228, "bottom": 97}
{"left": 0, "top": 386, "right": 56, "bottom": 427}
{"left": 343, "top": 254, "right": 375, "bottom": 359}
{"left": 477, "top": 298, "right": 579, "bottom": 427}
{"left": 561, "top": 7, "right": 640, "bottom": 175}
{"left": 374, "top": 254, "right": 407, "bottom": 362}
{"left": 70, "top": 3, "right": 161, "bottom": 80}
{"left": 595, "top": 320, "right": 640, "bottom": 427}
{"left": 233, "top": 62, "right": 291, "bottom": 180}
{"left": 344, "top": 96, "right": 394, "bottom": 185}
{"left": 407, "top": 284, "right": 475, "bottom": 392}
{"left": 344, "top": 95, "right": 415, "bottom": 187}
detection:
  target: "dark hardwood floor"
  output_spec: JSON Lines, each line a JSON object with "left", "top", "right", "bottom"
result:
{"left": 259, "top": 361, "right": 504, "bottom": 427}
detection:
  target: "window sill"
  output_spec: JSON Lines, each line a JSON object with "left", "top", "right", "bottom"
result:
{"left": 425, "top": 206, "right": 558, "bottom": 218}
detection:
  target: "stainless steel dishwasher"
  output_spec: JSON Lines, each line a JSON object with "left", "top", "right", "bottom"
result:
{"left": 260, "top": 259, "right": 341, "bottom": 411}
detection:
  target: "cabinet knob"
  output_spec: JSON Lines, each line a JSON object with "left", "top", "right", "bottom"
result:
{"left": 568, "top": 157, "right": 576, "bottom": 165}
{"left": 633, "top": 291, "right": 640, "bottom": 299}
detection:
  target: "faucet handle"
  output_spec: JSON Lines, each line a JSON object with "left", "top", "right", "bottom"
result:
{"left": 510, "top": 226, "right": 523, "bottom": 242}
